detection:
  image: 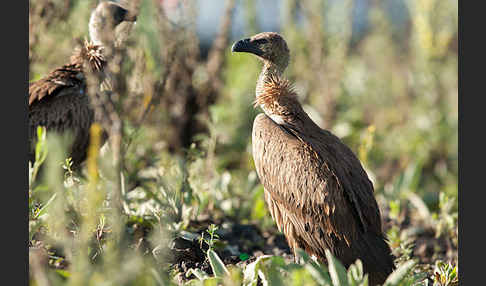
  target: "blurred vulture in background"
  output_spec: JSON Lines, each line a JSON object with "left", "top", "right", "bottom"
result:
{"left": 232, "top": 32, "right": 395, "bottom": 285}
{"left": 28, "top": 1, "right": 137, "bottom": 167}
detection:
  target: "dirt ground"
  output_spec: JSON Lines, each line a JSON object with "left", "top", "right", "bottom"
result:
{"left": 166, "top": 207, "right": 457, "bottom": 283}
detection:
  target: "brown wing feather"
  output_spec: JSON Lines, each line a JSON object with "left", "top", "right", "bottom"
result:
{"left": 29, "top": 63, "right": 85, "bottom": 106}
{"left": 252, "top": 114, "right": 361, "bottom": 251}
{"left": 252, "top": 113, "right": 394, "bottom": 281}
{"left": 28, "top": 62, "right": 94, "bottom": 166}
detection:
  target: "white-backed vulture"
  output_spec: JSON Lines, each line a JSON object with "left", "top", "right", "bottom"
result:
{"left": 231, "top": 32, "right": 395, "bottom": 285}
{"left": 28, "top": 1, "right": 137, "bottom": 167}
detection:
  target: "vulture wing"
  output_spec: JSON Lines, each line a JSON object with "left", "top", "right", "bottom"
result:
{"left": 28, "top": 63, "right": 94, "bottom": 165}
{"left": 29, "top": 63, "right": 85, "bottom": 106}
{"left": 252, "top": 113, "right": 392, "bottom": 275}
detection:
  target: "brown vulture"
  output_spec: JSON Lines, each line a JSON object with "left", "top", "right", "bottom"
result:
{"left": 28, "top": 1, "right": 137, "bottom": 167}
{"left": 231, "top": 32, "right": 395, "bottom": 285}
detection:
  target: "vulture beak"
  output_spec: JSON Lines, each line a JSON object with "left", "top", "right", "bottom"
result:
{"left": 231, "top": 38, "right": 264, "bottom": 57}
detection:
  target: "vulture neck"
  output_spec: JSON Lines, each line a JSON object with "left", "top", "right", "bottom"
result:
{"left": 87, "top": 10, "right": 114, "bottom": 90}
{"left": 256, "top": 61, "right": 285, "bottom": 99}
{"left": 88, "top": 10, "right": 113, "bottom": 47}
{"left": 70, "top": 40, "right": 106, "bottom": 72}
{"left": 256, "top": 61, "right": 322, "bottom": 136}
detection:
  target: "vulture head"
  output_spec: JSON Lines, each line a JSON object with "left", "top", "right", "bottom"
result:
{"left": 88, "top": 1, "right": 138, "bottom": 47}
{"left": 232, "top": 32, "right": 298, "bottom": 123}
{"left": 232, "top": 32, "right": 290, "bottom": 73}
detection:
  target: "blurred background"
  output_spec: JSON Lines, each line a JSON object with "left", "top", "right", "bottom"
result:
{"left": 29, "top": 0, "right": 458, "bottom": 285}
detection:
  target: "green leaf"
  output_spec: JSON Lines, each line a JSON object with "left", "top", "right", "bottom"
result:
{"left": 30, "top": 126, "right": 48, "bottom": 183}
{"left": 239, "top": 253, "right": 250, "bottom": 261}
{"left": 55, "top": 269, "right": 71, "bottom": 278}
{"left": 383, "top": 260, "right": 417, "bottom": 286}
{"left": 203, "top": 277, "right": 221, "bottom": 286}
{"left": 296, "top": 249, "right": 331, "bottom": 285}
{"left": 35, "top": 126, "right": 48, "bottom": 164}
{"left": 265, "top": 256, "right": 286, "bottom": 286}
{"left": 207, "top": 249, "right": 229, "bottom": 277}
{"left": 243, "top": 255, "right": 273, "bottom": 286}
{"left": 325, "top": 249, "right": 349, "bottom": 286}
{"left": 34, "top": 193, "right": 57, "bottom": 219}
{"left": 251, "top": 186, "right": 267, "bottom": 220}
{"left": 347, "top": 259, "right": 368, "bottom": 286}
{"left": 186, "top": 268, "right": 210, "bottom": 281}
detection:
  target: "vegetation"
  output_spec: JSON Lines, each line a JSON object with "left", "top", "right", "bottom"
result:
{"left": 29, "top": 0, "right": 457, "bottom": 285}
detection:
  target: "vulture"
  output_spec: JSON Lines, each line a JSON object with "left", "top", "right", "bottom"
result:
{"left": 231, "top": 32, "right": 395, "bottom": 285}
{"left": 28, "top": 1, "right": 137, "bottom": 167}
